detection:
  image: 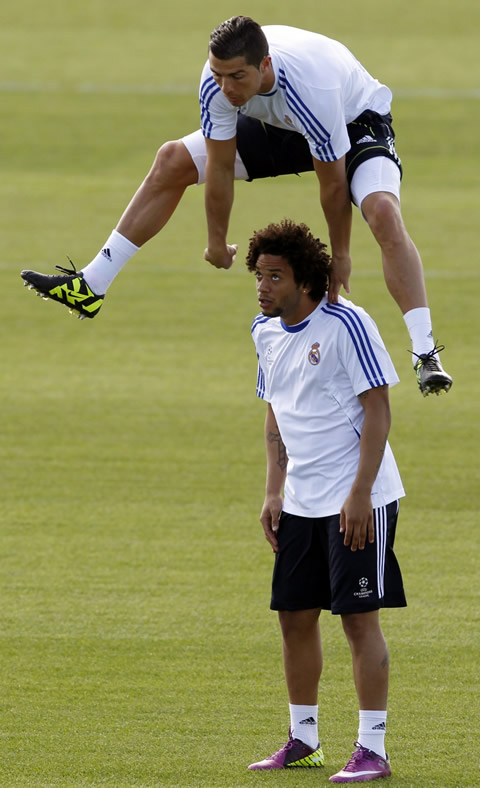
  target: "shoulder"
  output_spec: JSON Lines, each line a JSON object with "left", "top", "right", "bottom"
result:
{"left": 251, "top": 312, "right": 272, "bottom": 336}
{"left": 199, "top": 61, "right": 230, "bottom": 110}
{"left": 200, "top": 61, "right": 219, "bottom": 100}
{"left": 319, "top": 298, "right": 377, "bottom": 332}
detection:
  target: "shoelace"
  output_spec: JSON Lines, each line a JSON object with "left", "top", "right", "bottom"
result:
{"left": 342, "top": 743, "right": 375, "bottom": 771}
{"left": 55, "top": 256, "right": 78, "bottom": 276}
{"left": 274, "top": 734, "right": 308, "bottom": 758}
{"left": 277, "top": 737, "right": 296, "bottom": 754}
{"left": 411, "top": 343, "right": 445, "bottom": 368}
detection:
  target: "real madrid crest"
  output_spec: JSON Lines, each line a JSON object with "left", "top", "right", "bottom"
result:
{"left": 308, "top": 342, "right": 320, "bottom": 366}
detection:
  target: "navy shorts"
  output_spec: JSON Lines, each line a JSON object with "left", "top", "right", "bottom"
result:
{"left": 270, "top": 501, "right": 407, "bottom": 615}
{"left": 236, "top": 110, "right": 402, "bottom": 186}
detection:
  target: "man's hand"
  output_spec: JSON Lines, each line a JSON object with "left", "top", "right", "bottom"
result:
{"left": 340, "top": 489, "right": 374, "bottom": 551}
{"left": 328, "top": 253, "right": 352, "bottom": 303}
{"left": 204, "top": 243, "right": 238, "bottom": 269}
{"left": 259, "top": 494, "right": 283, "bottom": 553}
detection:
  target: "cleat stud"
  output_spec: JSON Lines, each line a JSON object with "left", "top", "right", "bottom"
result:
{"left": 23, "top": 281, "right": 28, "bottom": 287}
{"left": 28, "top": 284, "right": 35, "bottom": 290}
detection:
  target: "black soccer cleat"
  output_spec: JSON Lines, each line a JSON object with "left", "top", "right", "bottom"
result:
{"left": 21, "top": 258, "right": 104, "bottom": 320}
{"left": 413, "top": 344, "right": 452, "bottom": 396}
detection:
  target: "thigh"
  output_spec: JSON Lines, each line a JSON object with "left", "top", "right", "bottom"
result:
{"left": 270, "top": 512, "right": 332, "bottom": 612}
{"left": 346, "top": 110, "right": 403, "bottom": 206}
{"left": 350, "top": 156, "right": 401, "bottom": 209}
{"left": 181, "top": 128, "right": 249, "bottom": 184}
{"left": 328, "top": 501, "right": 407, "bottom": 615}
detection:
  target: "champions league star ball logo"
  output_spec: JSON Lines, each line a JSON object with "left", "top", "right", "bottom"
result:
{"left": 354, "top": 577, "right": 373, "bottom": 600}
{"left": 308, "top": 342, "right": 321, "bottom": 365}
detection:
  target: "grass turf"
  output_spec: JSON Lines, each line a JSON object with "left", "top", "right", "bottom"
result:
{"left": 1, "top": 1, "right": 479, "bottom": 785}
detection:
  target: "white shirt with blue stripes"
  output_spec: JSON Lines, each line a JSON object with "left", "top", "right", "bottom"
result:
{"left": 252, "top": 295, "right": 405, "bottom": 518}
{"left": 200, "top": 25, "right": 392, "bottom": 162}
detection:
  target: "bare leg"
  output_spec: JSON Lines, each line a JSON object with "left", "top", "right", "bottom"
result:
{"left": 341, "top": 610, "right": 388, "bottom": 709}
{"left": 361, "top": 191, "right": 428, "bottom": 315}
{"left": 116, "top": 140, "right": 199, "bottom": 247}
{"left": 278, "top": 608, "right": 322, "bottom": 704}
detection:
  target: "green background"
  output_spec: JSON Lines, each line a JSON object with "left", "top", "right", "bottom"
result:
{"left": 1, "top": 1, "right": 478, "bottom": 786}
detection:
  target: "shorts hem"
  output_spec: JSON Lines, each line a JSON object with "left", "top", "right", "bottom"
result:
{"left": 331, "top": 599, "right": 407, "bottom": 616}
{"left": 270, "top": 601, "right": 331, "bottom": 612}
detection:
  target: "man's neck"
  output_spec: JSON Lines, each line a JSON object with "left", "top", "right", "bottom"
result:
{"left": 259, "top": 63, "right": 275, "bottom": 94}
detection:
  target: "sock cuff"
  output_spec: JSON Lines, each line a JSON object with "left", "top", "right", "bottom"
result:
{"left": 108, "top": 229, "right": 140, "bottom": 254}
{"left": 403, "top": 307, "right": 431, "bottom": 329}
{"left": 359, "top": 710, "right": 387, "bottom": 720}
{"left": 289, "top": 703, "right": 318, "bottom": 716}
{"left": 358, "top": 710, "right": 387, "bottom": 735}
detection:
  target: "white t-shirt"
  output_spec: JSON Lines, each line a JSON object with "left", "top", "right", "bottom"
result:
{"left": 200, "top": 25, "right": 392, "bottom": 161}
{"left": 252, "top": 295, "right": 405, "bottom": 517}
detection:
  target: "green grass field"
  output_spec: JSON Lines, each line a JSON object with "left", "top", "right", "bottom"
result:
{"left": 1, "top": 1, "right": 479, "bottom": 786}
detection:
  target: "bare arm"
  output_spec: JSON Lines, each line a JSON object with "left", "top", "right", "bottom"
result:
{"left": 260, "top": 403, "right": 287, "bottom": 553}
{"left": 203, "top": 136, "right": 238, "bottom": 269}
{"left": 313, "top": 156, "right": 352, "bottom": 302}
{"left": 340, "top": 385, "right": 391, "bottom": 551}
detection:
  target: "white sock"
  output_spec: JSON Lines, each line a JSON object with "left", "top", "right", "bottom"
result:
{"left": 357, "top": 710, "right": 387, "bottom": 759}
{"left": 80, "top": 230, "right": 139, "bottom": 294}
{"left": 403, "top": 307, "right": 435, "bottom": 364}
{"left": 289, "top": 703, "right": 319, "bottom": 749}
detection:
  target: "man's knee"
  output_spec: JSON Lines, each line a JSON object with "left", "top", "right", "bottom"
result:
{"left": 147, "top": 140, "right": 198, "bottom": 189}
{"left": 341, "top": 610, "right": 382, "bottom": 645}
{"left": 361, "top": 192, "right": 405, "bottom": 243}
{"left": 279, "top": 609, "right": 321, "bottom": 642}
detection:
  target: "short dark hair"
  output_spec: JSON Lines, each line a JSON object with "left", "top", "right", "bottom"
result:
{"left": 209, "top": 16, "right": 268, "bottom": 67}
{"left": 245, "top": 219, "right": 331, "bottom": 301}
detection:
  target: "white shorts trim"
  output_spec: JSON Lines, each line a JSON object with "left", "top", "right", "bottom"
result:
{"left": 374, "top": 505, "right": 388, "bottom": 599}
{"left": 181, "top": 129, "right": 249, "bottom": 185}
{"left": 350, "top": 157, "right": 401, "bottom": 212}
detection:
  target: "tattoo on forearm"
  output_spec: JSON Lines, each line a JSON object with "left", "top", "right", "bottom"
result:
{"left": 373, "top": 439, "right": 387, "bottom": 477}
{"left": 267, "top": 430, "right": 288, "bottom": 471}
{"left": 381, "top": 650, "right": 389, "bottom": 669}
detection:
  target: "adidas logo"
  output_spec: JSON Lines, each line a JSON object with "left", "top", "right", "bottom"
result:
{"left": 372, "top": 722, "right": 386, "bottom": 730}
{"left": 101, "top": 247, "right": 112, "bottom": 261}
{"left": 356, "top": 134, "right": 376, "bottom": 144}
{"left": 299, "top": 716, "right": 317, "bottom": 726}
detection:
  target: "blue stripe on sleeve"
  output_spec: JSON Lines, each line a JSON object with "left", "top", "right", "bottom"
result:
{"left": 200, "top": 77, "right": 221, "bottom": 137}
{"left": 321, "top": 303, "right": 387, "bottom": 387}
{"left": 256, "top": 357, "right": 266, "bottom": 399}
{"left": 251, "top": 314, "right": 271, "bottom": 333}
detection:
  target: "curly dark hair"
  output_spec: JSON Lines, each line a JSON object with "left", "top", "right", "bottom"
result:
{"left": 209, "top": 16, "right": 268, "bottom": 67}
{"left": 245, "top": 219, "right": 331, "bottom": 300}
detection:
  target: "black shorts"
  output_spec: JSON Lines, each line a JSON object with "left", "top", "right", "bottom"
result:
{"left": 236, "top": 110, "right": 402, "bottom": 185}
{"left": 270, "top": 501, "right": 406, "bottom": 615}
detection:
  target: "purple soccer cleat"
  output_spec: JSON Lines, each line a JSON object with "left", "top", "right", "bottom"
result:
{"left": 329, "top": 742, "right": 391, "bottom": 782}
{"left": 248, "top": 729, "right": 324, "bottom": 770}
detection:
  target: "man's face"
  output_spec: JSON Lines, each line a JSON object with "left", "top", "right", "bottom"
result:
{"left": 208, "top": 53, "right": 270, "bottom": 106}
{"left": 255, "top": 254, "right": 309, "bottom": 325}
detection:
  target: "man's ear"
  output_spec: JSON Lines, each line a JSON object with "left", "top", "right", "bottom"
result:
{"left": 260, "top": 55, "right": 271, "bottom": 73}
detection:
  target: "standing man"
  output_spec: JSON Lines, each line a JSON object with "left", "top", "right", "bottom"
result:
{"left": 21, "top": 16, "right": 452, "bottom": 396}
{"left": 246, "top": 219, "right": 406, "bottom": 782}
